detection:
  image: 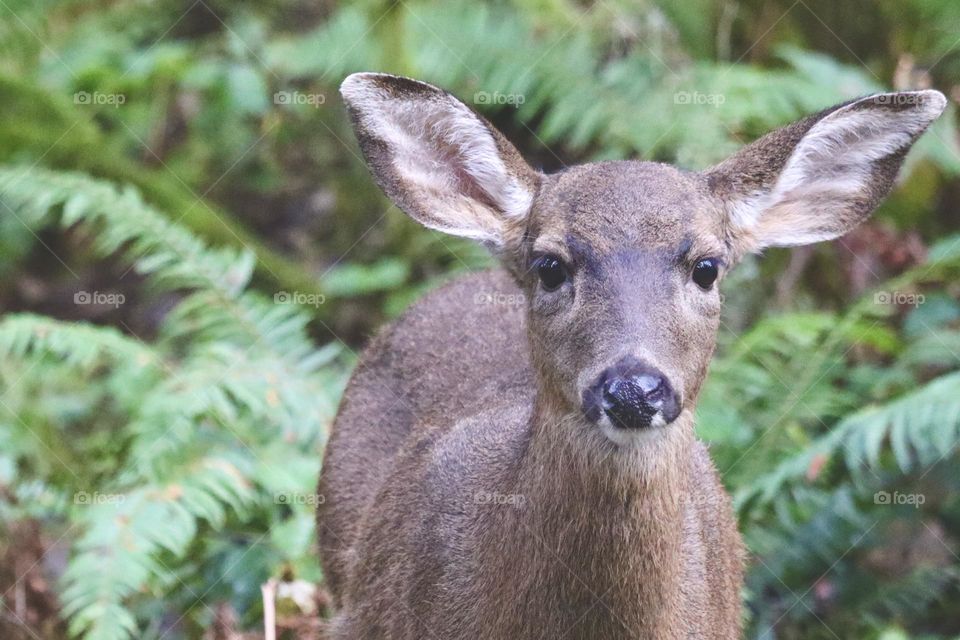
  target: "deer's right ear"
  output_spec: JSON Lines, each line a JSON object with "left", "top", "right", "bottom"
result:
{"left": 705, "top": 91, "right": 946, "bottom": 255}
{"left": 340, "top": 73, "right": 540, "bottom": 252}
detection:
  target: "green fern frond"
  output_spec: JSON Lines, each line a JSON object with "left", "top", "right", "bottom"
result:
{"left": 0, "top": 165, "right": 346, "bottom": 639}
{"left": 0, "top": 313, "right": 159, "bottom": 373}
{"left": 60, "top": 451, "right": 255, "bottom": 640}
{"left": 736, "top": 370, "right": 960, "bottom": 514}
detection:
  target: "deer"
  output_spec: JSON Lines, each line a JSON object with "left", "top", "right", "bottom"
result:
{"left": 316, "top": 72, "right": 945, "bottom": 639}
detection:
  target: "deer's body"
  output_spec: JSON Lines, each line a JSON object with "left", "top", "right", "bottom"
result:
{"left": 317, "top": 72, "right": 944, "bottom": 639}
{"left": 319, "top": 269, "right": 742, "bottom": 638}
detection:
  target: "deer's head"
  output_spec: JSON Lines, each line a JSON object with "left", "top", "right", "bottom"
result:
{"left": 341, "top": 73, "right": 944, "bottom": 448}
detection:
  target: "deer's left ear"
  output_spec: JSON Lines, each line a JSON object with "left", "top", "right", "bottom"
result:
{"left": 340, "top": 73, "right": 540, "bottom": 253}
{"left": 705, "top": 91, "right": 947, "bottom": 254}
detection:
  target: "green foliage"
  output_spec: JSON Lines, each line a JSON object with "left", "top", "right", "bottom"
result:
{"left": 0, "top": 167, "right": 347, "bottom": 638}
{"left": 699, "top": 233, "right": 960, "bottom": 638}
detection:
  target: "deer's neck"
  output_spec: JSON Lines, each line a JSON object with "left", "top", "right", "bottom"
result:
{"left": 512, "top": 400, "right": 694, "bottom": 636}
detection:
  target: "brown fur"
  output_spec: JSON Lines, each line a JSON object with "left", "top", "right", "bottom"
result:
{"left": 317, "top": 74, "right": 943, "bottom": 639}
{"left": 318, "top": 270, "right": 742, "bottom": 639}
{"left": 318, "top": 163, "right": 744, "bottom": 638}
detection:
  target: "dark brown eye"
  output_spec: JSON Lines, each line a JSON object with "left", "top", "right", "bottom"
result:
{"left": 692, "top": 258, "right": 719, "bottom": 290}
{"left": 535, "top": 255, "right": 568, "bottom": 292}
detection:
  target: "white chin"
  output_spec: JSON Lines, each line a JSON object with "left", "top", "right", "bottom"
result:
{"left": 598, "top": 414, "right": 668, "bottom": 447}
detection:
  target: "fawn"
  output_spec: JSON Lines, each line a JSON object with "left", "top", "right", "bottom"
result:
{"left": 317, "top": 73, "right": 945, "bottom": 639}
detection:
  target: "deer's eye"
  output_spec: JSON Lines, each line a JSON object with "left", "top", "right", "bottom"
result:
{"left": 535, "top": 255, "right": 569, "bottom": 292}
{"left": 692, "top": 258, "right": 719, "bottom": 290}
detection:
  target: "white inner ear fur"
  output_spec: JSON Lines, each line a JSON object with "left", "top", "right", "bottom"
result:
{"left": 389, "top": 100, "right": 532, "bottom": 223}
{"left": 343, "top": 76, "right": 533, "bottom": 245}
{"left": 729, "top": 91, "right": 946, "bottom": 247}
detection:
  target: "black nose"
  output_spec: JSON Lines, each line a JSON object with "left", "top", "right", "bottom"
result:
{"left": 584, "top": 359, "right": 681, "bottom": 429}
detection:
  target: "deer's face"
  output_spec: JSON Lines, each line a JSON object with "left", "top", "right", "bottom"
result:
{"left": 340, "top": 72, "right": 944, "bottom": 447}
{"left": 520, "top": 163, "right": 727, "bottom": 440}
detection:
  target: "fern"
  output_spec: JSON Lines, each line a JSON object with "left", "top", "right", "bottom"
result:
{"left": 0, "top": 166, "right": 347, "bottom": 639}
{"left": 736, "top": 370, "right": 960, "bottom": 514}
{"left": 263, "top": 1, "right": 960, "bottom": 171}
{"left": 695, "top": 233, "right": 960, "bottom": 638}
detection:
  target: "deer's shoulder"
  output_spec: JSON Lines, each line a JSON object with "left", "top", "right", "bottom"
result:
{"left": 358, "top": 268, "right": 532, "bottom": 422}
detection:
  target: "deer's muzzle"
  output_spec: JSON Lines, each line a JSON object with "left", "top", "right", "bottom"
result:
{"left": 581, "top": 357, "right": 681, "bottom": 430}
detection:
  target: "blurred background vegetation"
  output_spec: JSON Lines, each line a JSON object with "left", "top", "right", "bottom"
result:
{"left": 1, "top": 0, "right": 959, "bottom": 638}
